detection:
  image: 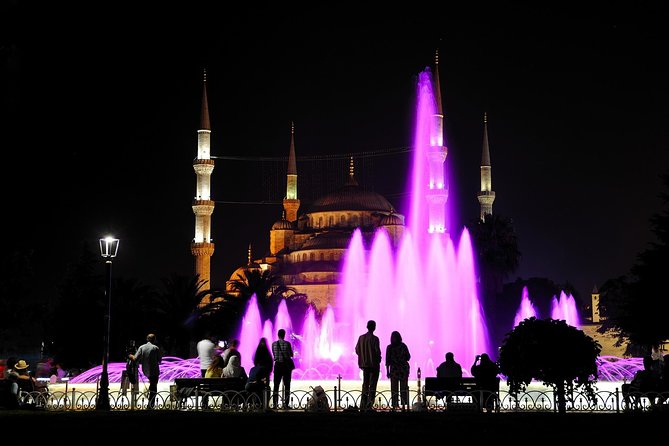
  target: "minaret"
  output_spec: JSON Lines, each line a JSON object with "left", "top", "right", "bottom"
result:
{"left": 191, "top": 69, "right": 215, "bottom": 290}
{"left": 591, "top": 285, "right": 601, "bottom": 323}
{"left": 427, "top": 49, "right": 448, "bottom": 233}
{"left": 283, "top": 121, "right": 300, "bottom": 222}
{"left": 477, "top": 112, "right": 496, "bottom": 221}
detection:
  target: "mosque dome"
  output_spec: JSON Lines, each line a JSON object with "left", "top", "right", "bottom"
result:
{"left": 272, "top": 218, "right": 294, "bottom": 230}
{"left": 380, "top": 213, "right": 404, "bottom": 226}
{"left": 308, "top": 184, "right": 394, "bottom": 213}
{"left": 300, "top": 231, "right": 352, "bottom": 250}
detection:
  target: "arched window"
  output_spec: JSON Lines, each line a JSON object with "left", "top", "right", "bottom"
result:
{"left": 318, "top": 216, "right": 323, "bottom": 228}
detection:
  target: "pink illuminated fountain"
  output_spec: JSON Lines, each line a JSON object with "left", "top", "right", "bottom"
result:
{"left": 512, "top": 287, "right": 581, "bottom": 329}
{"left": 235, "top": 68, "right": 490, "bottom": 379}
{"left": 513, "top": 286, "right": 538, "bottom": 328}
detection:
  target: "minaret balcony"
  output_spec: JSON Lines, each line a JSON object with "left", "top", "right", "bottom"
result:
{"left": 193, "top": 158, "right": 215, "bottom": 166}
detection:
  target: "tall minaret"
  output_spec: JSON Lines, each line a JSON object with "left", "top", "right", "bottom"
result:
{"left": 591, "top": 285, "right": 601, "bottom": 323}
{"left": 283, "top": 121, "right": 300, "bottom": 222}
{"left": 477, "top": 112, "right": 495, "bottom": 221}
{"left": 427, "top": 49, "right": 449, "bottom": 233}
{"left": 191, "top": 70, "right": 215, "bottom": 289}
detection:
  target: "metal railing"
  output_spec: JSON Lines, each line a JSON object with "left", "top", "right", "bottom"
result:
{"left": 16, "top": 386, "right": 669, "bottom": 413}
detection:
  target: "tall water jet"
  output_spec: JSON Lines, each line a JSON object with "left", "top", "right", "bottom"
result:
{"left": 513, "top": 286, "right": 538, "bottom": 328}
{"left": 235, "top": 67, "right": 491, "bottom": 379}
{"left": 551, "top": 290, "right": 581, "bottom": 328}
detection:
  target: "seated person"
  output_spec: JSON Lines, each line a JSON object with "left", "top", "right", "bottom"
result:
{"left": 221, "top": 355, "right": 247, "bottom": 380}
{"left": 245, "top": 364, "right": 271, "bottom": 406}
{"left": 435, "top": 352, "right": 463, "bottom": 402}
{"left": 13, "top": 360, "right": 36, "bottom": 393}
{"left": 623, "top": 355, "right": 661, "bottom": 408}
{"left": 205, "top": 355, "right": 225, "bottom": 378}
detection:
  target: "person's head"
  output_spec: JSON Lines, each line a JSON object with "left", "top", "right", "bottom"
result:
{"left": 146, "top": 333, "right": 156, "bottom": 343}
{"left": 229, "top": 339, "right": 240, "bottom": 349}
{"left": 643, "top": 355, "right": 654, "bottom": 370}
{"left": 228, "top": 356, "right": 240, "bottom": 368}
{"left": 445, "top": 352, "right": 454, "bottom": 362}
{"left": 390, "top": 330, "right": 402, "bottom": 344}
{"left": 277, "top": 329, "right": 286, "bottom": 339}
{"left": 480, "top": 353, "right": 490, "bottom": 363}
{"left": 366, "top": 320, "right": 376, "bottom": 332}
{"left": 14, "top": 359, "right": 29, "bottom": 374}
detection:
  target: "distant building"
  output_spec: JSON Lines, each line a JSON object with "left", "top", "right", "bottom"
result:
{"left": 193, "top": 55, "right": 495, "bottom": 313}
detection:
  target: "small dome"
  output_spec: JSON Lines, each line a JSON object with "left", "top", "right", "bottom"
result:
{"left": 380, "top": 213, "right": 403, "bottom": 226}
{"left": 272, "top": 219, "right": 294, "bottom": 230}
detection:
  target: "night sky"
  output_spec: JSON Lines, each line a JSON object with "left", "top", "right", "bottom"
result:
{"left": 2, "top": 4, "right": 668, "bottom": 304}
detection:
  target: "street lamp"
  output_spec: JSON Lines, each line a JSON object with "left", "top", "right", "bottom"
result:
{"left": 96, "top": 236, "right": 119, "bottom": 411}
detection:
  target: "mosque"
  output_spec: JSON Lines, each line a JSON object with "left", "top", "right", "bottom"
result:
{"left": 190, "top": 55, "right": 496, "bottom": 314}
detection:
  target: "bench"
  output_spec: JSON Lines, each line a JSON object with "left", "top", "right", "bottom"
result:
{"left": 424, "top": 377, "right": 501, "bottom": 412}
{"left": 172, "top": 377, "right": 247, "bottom": 408}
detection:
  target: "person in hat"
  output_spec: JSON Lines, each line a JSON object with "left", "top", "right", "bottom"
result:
{"left": 13, "top": 360, "right": 36, "bottom": 393}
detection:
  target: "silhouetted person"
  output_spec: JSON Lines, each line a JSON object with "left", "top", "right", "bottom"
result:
{"left": 385, "top": 330, "right": 411, "bottom": 409}
{"left": 436, "top": 352, "right": 463, "bottom": 401}
{"left": 221, "top": 339, "right": 241, "bottom": 368}
{"left": 437, "top": 352, "right": 463, "bottom": 378}
{"left": 623, "top": 355, "right": 661, "bottom": 409}
{"left": 271, "top": 329, "right": 294, "bottom": 409}
{"left": 471, "top": 353, "right": 500, "bottom": 412}
{"left": 356, "top": 320, "right": 381, "bottom": 411}
{"left": 129, "top": 333, "right": 162, "bottom": 409}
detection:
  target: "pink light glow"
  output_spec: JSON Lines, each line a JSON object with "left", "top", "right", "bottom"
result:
{"left": 513, "top": 286, "right": 538, "bottom": 328}
{"left": 551, "top": 290, "right": 581, "bottom": 328}
{"left": 233, "top": 68, "right": 490, "bottom": 379}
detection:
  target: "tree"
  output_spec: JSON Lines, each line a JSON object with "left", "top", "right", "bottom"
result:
{"left": 148, "top": 273, "right": 224, "bottom": 358}
{"left": 467, "top": 213, "right": 521, "bottom": 301}
{"left": 227, "top": 267, "right": 305, "bottom": 321}
{"left": 46, "top": 243, "right": 106, "bottom": 369}
{"left": 498, "top": 317, "right": 601, "bottom": 414}
{"left": 599, "top": 172, "right": 669, "bottom": 354}
{"left": 0, "top": 248, "right": 43, "bottom": 357}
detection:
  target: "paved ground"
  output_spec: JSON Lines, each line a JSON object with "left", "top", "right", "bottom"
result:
{"left": 0, "top": 409, "right": 664, "bottom": 443}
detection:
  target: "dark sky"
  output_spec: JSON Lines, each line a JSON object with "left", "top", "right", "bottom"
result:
{"left": 2, "top": 3, "right": 668, "bottom": 303}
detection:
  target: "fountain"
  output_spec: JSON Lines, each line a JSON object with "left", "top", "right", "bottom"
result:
{"left": 236, "top": 68, "right": 490, "bottom": 379}
{"left": 512, "top": 287, "right": 581, "bottom": 329}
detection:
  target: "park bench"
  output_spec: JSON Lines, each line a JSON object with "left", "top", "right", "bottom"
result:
{"left": 172, "top": 377, "right": 247, "bottom": 408}
{"left": 424, "top": 377, "right": 501, "bottom": 412}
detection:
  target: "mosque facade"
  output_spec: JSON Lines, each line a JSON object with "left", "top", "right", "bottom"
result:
{"left": 192, "top": 56, "right": 494, "bottom": 313}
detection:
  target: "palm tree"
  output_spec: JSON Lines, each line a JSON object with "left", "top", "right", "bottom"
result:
{"left": 149, "top": 273, "right": 225, "bottom": 358}
{"left": 467, "top": 213, "right": 521, "bottom": 297}
{"left": 227, "top": 267, "right": 305, "bottom": 321}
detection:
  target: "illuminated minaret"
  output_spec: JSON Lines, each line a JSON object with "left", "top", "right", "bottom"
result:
{"left": 477, "top": 112, "right": 495, "bottom": 221}
{"left": 283, "top": 122, "right": 300, "bottom": 222}
{"left": 191, "top": 70, "right": 215, "bottom": 289}
{"left": 427, "top": 49, "right": 448, "bottom": 233}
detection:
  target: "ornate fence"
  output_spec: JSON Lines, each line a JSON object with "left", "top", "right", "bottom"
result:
{"left": 17, "top": 386, "right": 669, "bottom": 413}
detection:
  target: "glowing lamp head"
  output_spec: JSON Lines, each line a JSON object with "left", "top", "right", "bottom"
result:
{"left": 99, "top": 236, "right": 120, "bottom": 259}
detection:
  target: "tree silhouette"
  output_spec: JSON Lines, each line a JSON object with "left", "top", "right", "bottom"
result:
{"left": 598, "top": 172, "right": 669, "bottom": 354}
{"left": 498, "top": 317, "right": 601, "bottom": 414}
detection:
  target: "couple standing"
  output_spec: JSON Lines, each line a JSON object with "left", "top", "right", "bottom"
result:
{"left": 355, "top": 320, "right": 410, "bottom": 411}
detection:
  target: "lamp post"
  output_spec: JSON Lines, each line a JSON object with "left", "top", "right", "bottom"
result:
{"left": 96, "top": 236, "right": 119, "bottom": 411}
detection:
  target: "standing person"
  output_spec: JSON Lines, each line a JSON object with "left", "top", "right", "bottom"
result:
{"left": 253, "top": 337, "right": 274, "bottom": 375}
{"left": 385, "top": 330, "right": 411, "bottom": 409}
{"left": 271, "top": 328, "right": 294, "bottom": 409}
{"left": 355, "top": 320, "right": 381, "bottom": 411}
{"left": 197, "top": 333, "right": 217, "bottom": 378}
{"left": 470, "top": 353, "right": 500, "bottom": 412}
{"left": 221, "top": 339, "right": 241, "bottom": 368}
{"left": 129, "top": 333, "right": 162, "bottom": 409}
